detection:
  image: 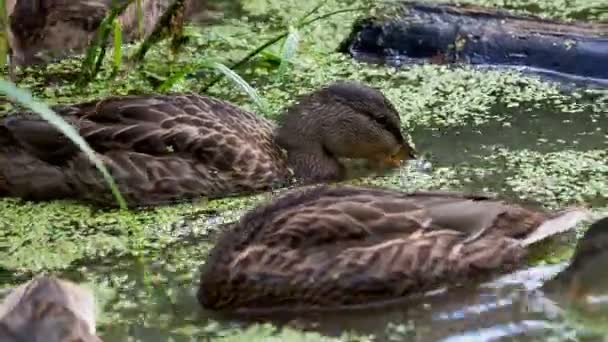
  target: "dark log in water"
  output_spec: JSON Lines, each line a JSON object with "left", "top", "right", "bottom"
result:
{"left": 339, "top": 2, "right": 608, "bottom": 85}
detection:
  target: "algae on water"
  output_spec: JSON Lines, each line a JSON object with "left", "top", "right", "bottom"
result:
{"left": 0, "top": 0, "right": 607, "bottom": 341}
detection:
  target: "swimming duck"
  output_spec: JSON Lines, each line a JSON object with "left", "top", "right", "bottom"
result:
{"left": 0, "top": 81, "right": 415, "bottom": 207}
{"left": 8, "top": 0, "right": 155, "bottom": 65}
{"left": 0, "top": 275, "right": 101, "bottom": 342}
{"left": 543, "top": 216, "right": 608, "bottom": 302}
{"left": 7, "top": 0, "right": 212, "bottom": 65}
{"left": 197, "top": 184, "right": 589, "bottom": 312}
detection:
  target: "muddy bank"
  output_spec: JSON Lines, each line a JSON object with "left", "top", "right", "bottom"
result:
{"left": 339, "top": 2, "right": 608, "bottom": 85}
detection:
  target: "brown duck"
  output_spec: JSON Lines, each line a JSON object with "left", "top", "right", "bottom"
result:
{"left": 6, "top": 0, "right": 217, "bottom": 66}
{"left": 197, "top": 184, "right": 590, "bottom": 312}
{"left": 0, "top": 275, "right": 101, "bottom": 342}
{"left": 0, "top": 81, "right": 415, "bottom": 207}
{"left": 542, "top": 216, "right": 608, "bottom": 302}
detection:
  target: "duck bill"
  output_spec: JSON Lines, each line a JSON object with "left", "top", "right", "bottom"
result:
{"left": 385, "top": 144, "right": 417, "bottom": 166}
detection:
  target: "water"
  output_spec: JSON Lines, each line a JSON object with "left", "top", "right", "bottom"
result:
{"left": 1, "top": 0, "right": 607, "bottom": 341}
{"left": 2, "top": 90, "right": 603, "bottom": 341}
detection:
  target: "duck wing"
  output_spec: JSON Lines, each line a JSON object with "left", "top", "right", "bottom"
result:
{"left": 199, "top": 185, "right": 587, "bottom": 311}
{"left": 3, "top": 94, "right": 258, "bottom": 161}
{"left": 1, "top": 93, "right": 284, "bottom": 206}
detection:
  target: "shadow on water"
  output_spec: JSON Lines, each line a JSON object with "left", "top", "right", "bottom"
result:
{"left": 411, "top": 93, "right": 605, "bottom": 164}
{"left": 406, "top": 90, "right": 607, "bottom": 207}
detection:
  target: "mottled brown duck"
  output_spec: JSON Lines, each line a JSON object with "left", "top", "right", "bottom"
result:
{"left": 7, "top": 0, "right": 211, "bottom": 65}
{"left": 197, "top": 185, "right": 589, "bottom": 313}
{"left": 542, "top": 216, "right": 608, "bottom": 301}
{"left": 0, "top": 275, "right": 101, "bottom": 342}
{"left": 0, "top": 80, "right": 415, "bottom": 207}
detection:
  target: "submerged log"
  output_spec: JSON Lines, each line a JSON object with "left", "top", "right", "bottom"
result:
{"left": 339, "top": 2, "right": 608, "bottom": 85}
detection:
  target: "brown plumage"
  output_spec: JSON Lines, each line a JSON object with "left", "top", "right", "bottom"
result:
{"left": 542, "top": 216, "right": 608, "bottom": 301}
{"left": 7, "top": 0, "right": 210, "bottom": 65}
{"left": 197, "top": 185, "right": 589, "bottom": 312}
{"left": 0, "top": 80, "right": 415, "bottom": 207}
{"left": 0, "top": 275, "right": 101, "bottom": 342}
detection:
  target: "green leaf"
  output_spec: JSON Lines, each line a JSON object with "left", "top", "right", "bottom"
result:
{"left": 204, "top": 61, "right": 268, "bottom": 113}
{"left": 157, "top": 66, "right": 192, "bottom": 91}
{"left": 79, "top": 0, "right": 136, "bottom": 85}
{"left": 136, "top": 0, "right": 145, "bottom": 38}
{"left": 277, "top": 27, "right": 300, "bottom": 78}
{"left": 112, "top": 18, "right": 123, "bottom": 75}
{"left": 297, "top": 3, "right": 325, "bottom": 25}
{"left": 0, "top": 80, "right": 127, "bottom": 209}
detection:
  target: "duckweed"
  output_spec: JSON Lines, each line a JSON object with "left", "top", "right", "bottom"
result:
{"left": 0, "top": 0, "right": 606, "bottom": 340}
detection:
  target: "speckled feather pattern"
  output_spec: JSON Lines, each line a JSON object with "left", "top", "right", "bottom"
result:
{"left": 8, "top": 0, "right": 175, "bottom": 64}
{"left": 197, "top": 185, "right": 583, "bottom": 312}
{"left": 0, "top": 276, "right": 100, "bottom": 342}
{"left": 0, "top": 93, "right": 291, "bottom": 206}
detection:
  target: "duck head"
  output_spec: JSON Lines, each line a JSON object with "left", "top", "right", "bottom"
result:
{"left": 275, "top": 80, "right": 416, "bottom": 183}
{"left": 0, "top": 275, "right": 101, "bottom": 342}
{"left": 543, "top": 217, "right": 608, "bottom": 302}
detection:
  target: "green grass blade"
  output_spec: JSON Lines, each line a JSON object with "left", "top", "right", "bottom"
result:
{"left": 112, "top": 18, "right": 123, "bottom": 75}
{"left": 0, "top": 80, "right": 127, "bottom": 209}
{"left": 201, "top": 5, "right": 368, "bottom": 92}
{"left": 79, "top": 0, "right": 136, "bottom": 85}
{"left": 136, "top": 0, "right": 145, "bottom": 38}
{"left": 277, "top": 26, "right": 300, "bottom": 78}
{"left": 298, "top": 3, "right": 325, "bottom": 25}
{"left": 206, "top": 61, "right": 267, "bottom": 113}
{"left": 157, "top": 67, "right": 192, "bottom": 91}
{"left": 0, "top": 0, "right": 7, "bottom": 70}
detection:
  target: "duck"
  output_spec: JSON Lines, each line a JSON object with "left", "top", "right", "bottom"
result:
{"left": 7, "top": 0, "right": 211, "bottom": 66}
{"left": 196, "top": 184, "right": 590, "bottom": 312}
{"left": 0, "top": 275, "right": 101, "bottom": 342}
{"left": 8, "top": 0, "right": 157, "bottom": 65}
{"left": 0, "top": 80, "right": 416, "bottom": 207}
{"left": 542, "top": 216, "right": 608, "bottom": 302}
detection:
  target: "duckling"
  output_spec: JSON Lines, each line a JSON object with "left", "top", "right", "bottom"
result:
{"left": 0, "top": 275, "right": 101, "bottom": 342}
{"left": 197, "top": 184, "right": 589, "bottom": 312}
{"left": 0, "top": 80, "right": 415, "bottom": 207}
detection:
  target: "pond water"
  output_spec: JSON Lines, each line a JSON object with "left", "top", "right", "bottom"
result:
{"left": 1, "top": 0, "right": 607, "bottom": 341}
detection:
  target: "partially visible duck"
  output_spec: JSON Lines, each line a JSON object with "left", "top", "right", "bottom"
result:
{"left": 543, "top": 216, "right": 608, "bottom": 302}
{"left": 0, "top": 275, "right": 101, "bottom": 342}
{"left": 0, "top": 80, "right": 415, "bottom": 207}
{"left": 197, "top": 184, "right": 589, "bottom": 312}
{"left": 7, "top": 0, "right": 214, "bottom": 65}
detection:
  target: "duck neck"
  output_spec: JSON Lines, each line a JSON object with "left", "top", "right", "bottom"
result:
{"left": 273, "top": 129, "right": 344, "bottom": 183}
{"left": 286, "top": 146, "right": 346, "bottom": 184}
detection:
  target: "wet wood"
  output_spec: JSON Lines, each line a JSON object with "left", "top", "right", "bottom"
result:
{"left": 339, "top": 2, "right": 608, "bottom": 84}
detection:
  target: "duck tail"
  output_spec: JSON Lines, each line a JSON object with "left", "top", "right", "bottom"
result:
{"left": 522, "top": 208, "right": 592, "bottom": 246}
{"left": 0, "top": 119, "right": 75, "bottom": 201}
{"left": 0, "top": 125, "right": 15, "bottom": 195}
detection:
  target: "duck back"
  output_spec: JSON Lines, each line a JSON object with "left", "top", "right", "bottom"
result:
{"left": 198, "top": 185, "right": 587, "bottom": 312}
{"left": 0, "top": 93, "right": 291, "bottom": 207}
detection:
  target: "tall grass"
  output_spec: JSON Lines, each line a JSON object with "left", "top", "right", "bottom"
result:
{"left": 201, "top": 4, "right": 370, "bottom": 91}
{"left": 0, "top": 80, "right": 127, "bottom": 209}
{"left": 111, "top": 18, "right": 123, "bottom": 76}
{"left": 79, "top": 0, "right": 136, "bottom": 85}
{"left": 277, "top": 26, "right": 300, "bottom": 79}
{"left": 0, "top": 0, "right": 8, "bottom": 71}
